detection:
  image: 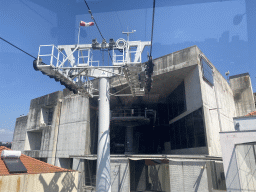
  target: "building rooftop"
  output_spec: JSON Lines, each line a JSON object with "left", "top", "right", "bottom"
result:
{"left": 0, "top": 146, "right": 73, "bottom": 176}
{"left": 245, "top": 111, "right": 256, "bottom": 116}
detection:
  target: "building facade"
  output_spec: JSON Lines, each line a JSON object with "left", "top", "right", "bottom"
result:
{"left": 12, "top": 46, "right": 255, "bottom": 191}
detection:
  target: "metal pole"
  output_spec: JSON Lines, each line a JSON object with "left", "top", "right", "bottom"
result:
{"left": 96, "top": 77, "right": 111, "bottom": 192}
{"left": 78, "top": 25, "right": 81, "bottom": 45}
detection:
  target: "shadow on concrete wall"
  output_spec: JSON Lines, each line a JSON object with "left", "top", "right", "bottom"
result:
{"left": 149, "top": 165, "right": 162, "bottom": 191}
{"left": 39, "top": 172, "right": 77, "bottom": 192}
{"left": 225, "top": 147, "right": 241, "bottom": 191}
{"left": 193, "top": 164, "right": 205, "bottom": 192}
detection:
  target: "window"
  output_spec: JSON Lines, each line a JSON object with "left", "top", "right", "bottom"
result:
{"left": 167, "top": 81, "right": 187, "bottom": 120}
{"left": 40, "top": 107, "right": 54, "bottom": 126}
{"left": 170, "top": 108, "right": 206, "bottom": 150}
{"left": 59, "top": 158, "right": 73, "bottom": 169}
{"left": 210, "top": 161, "right": 226, "bottom": 190}
{"left": 27, "top": 131, "right": 42, "bottom": 150}
{"left": 201, "top": 57, "right": 214, "bottom": 85}
{"left": 85, "top": 160, "right": 96, "bottom": 187}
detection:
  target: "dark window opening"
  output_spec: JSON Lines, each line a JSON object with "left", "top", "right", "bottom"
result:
{"left": 201, "top": 57, "right": 214, "bottom": 85}
{"left": 170, "top": 107, "right": 206, "bottom": 150}
{"left": 110, "top": 124, "right": 125, "bottom": 154}
{"left": 130, "top": 160, "right": 170, "bottom": 192}
{"left": 167, "top": 81, "right": 186, "bottom": 120}
{"left": 36, "top": 158, "right": 47, "bottom": 163}
{"left": 210, "top": 161, "right": 227, "bottom": 190}
{"left": 40, "top": 107, "right": 54, "bottom": 126}
{"left": 48, "top": 108, "right": 53, "bottom": 125}
{"left": 111, "top": 123, "right": 170, "bottom": 155}
{"left": 27, "top": 131, "right": 42, "bottom": 150}
{"left": 59, "top": 158, "right": 73, "bottom": 169}
{"left": 84, "top": 160, "right": 96, "bottom": 187}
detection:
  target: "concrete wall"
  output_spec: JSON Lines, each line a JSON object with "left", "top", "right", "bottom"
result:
{"left": 198, "top": 48, "right": 236, "bottom": 157}
{"left": 219, "top": 131, "right": 256, "bottom": 191}
{"left": 0, "top": 171, "right": 78, "bottom": 192}
{"left": 236, "top": 144, "right": 256, "bottom": 191}
{"left": 55, "top": 94, "right": 90, "bottom": 160}
{"left": 26, "top": 91, "right": 63, "bottom": 130}
{"left": 72, "top": 158, "right": 85, "bottom": 192}
{"left": 12, "top": 116, "right": 27, "bottom": 151}
{"left": 169, "top": 160, "right": 209, "bottom": 192}
{"left": 23, "top": 91, "right": 63, "bottom": 164}
{"left": 229, "top": 73, "right": 255, "bottom": 116}
{"left": 148, "top": 163, "right": 170, "bottom": 192}
{"left": 108, "top": 46, "right": 199, "bottom": 91}
{"left": 110, "top": 159, "right": 130, "bottom": 192}
{"left": 233, "top": 116, "right": 256, "bottom": 131}
{"left": 72, "top": 158, "right": 130, "bottom": 192}
{"left": 152, "top": 45, "right": 198, "bottom": 77}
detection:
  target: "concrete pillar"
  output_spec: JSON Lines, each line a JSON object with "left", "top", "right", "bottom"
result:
{"left": 96, "top": 77, "right": 111, "bottom": 192}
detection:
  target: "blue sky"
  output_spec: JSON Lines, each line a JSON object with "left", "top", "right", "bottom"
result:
{"left": 0, "top": 0, "right": 254, "bottom": 141}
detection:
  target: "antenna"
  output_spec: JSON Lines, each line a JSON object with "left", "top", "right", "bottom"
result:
{"left": 122, "top": 30, "right": 136, "bottom": 42}
{"left": 225, "top": 70, "right": 230, "bottom": 82}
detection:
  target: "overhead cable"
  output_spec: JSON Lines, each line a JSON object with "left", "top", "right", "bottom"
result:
{"left": 0, "top": 37, "right": 37, "bottom": 59}
{"left": 150, "top": 0, "right": 156, "bottom": 57}
{"left": 83, "top": 0, "right": 124, "bottom": 105}
{"left": 83, "top": 0, "right": 104, "bottom": 40}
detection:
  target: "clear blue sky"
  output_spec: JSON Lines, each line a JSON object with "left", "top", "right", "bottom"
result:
{"left": 0, "top": 0, "right": 254, "bottom": 141}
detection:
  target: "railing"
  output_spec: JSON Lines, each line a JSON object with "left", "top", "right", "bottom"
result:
{"left": 38, "top": 45, "right": 67, "bottom": 67}
{"left": 38, "top": 45, "right": 100, "bottom": 68}
{"left": 113, "top": 48, "right": 125, "bottom": 65}
{"left": 111, "top": 108, "right": 156, "bottom": 120}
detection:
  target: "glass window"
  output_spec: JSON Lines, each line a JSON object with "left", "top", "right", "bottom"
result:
{"left": 85, "top": 160, "right": 97, "bottom": 187}
{"left": 167, "top": 81, "right": 187, "bottom": 120}
{"left": 170, "top": 108, "right": 206, "bottom": 150}
{"left": 201, "top": 57, "right": 214, "bottom": 85}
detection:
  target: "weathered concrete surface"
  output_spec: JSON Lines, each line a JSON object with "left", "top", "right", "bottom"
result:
{"left": 198, "top": 48, "right": 236, "bottom": 157}
{"left": 26, "top": 91, "right": 63, "bottom": 130}
{"left": 23, "top": 91, "right": 63, "bottom": 163}
{"left": 72, "top": 158, "right": 85, "bottom": 192}
{"left": 169, "top": 160, "right": 209, "bottom": 192}
{"left": 12, "top": 116, "right": 27, "bottom": 151}
{"left": 89, "top": 99, "right": 98, "bottom": 154}
{"left": 55, "top": 94, "right": 90, "bottom": 158}
{"left": 110, "top": 158, "right": 130, "bottom": 192}
{"left": 229, "top": 73, "right": 255, "bottom": 117}
{"left": 0, "top": 171, "right": 78, "bottom": 192}
{"left": 93, "top": 45, "right": 200, "bottom": 107}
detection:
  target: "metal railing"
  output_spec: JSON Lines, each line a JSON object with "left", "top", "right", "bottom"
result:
{"left": 111, "top": 108, "right": 156, "bottom": 119}
{"left": 38, "top": 44, "right": 67, "bottom": 67}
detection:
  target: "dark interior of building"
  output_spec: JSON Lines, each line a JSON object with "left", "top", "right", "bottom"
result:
{"left": 109, "top": 81, "right": 206, "bottom": 155}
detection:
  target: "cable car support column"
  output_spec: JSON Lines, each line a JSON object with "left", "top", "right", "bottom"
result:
{"left": 96, "top": 77, "right": 111, "bottom": 192}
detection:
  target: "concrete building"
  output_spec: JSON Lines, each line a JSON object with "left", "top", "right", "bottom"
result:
{"left": 229, "top": 73, "right": 255, "bottom": 117}
{"left": 0, "top": 146, "right": 78, "bottom": 192}
{"left": 12, "top": 46, "right": 255, "bottom": 191}
{"left": 220, "top": 113, "right": 256, "bottom": 192}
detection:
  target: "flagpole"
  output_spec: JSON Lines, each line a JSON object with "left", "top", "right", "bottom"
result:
{"left": 78, "top": 25, "right": 81, "bottom": 45}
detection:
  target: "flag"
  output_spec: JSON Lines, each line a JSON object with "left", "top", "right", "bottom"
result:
{"left": 80, "top": 21, "right": 94, "bottom": 27}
